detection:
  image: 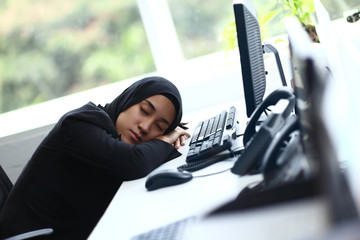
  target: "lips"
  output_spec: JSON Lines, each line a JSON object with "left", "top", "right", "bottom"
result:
{"left": 130, "top": 130, "right": 141, "bottom": 144}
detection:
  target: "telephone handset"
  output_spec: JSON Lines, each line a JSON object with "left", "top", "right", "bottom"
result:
{"left": 231, "top": 87, "right": 295, "bottom": 176}
{"left": 260, "top": 114, "right": 307, "bottom": 189}
{"left": 210, "top": 115, "right": 312, "bottom": 213}
{"left": 243, "top": 87, "right": 295, "bottom": 145}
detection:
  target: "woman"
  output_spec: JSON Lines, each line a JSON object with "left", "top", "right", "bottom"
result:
{"left": 0, "top": 76, "right": 190, "bottom": 239}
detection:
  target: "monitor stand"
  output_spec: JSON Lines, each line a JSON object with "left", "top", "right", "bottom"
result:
{"left": 263, "top": 43, "right": 287, "bottom": 87}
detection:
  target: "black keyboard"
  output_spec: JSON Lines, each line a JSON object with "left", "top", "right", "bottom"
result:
{"left": 186, "top": 106, "right": 238, "bottom": 163}
{"left": 131, "top": 217, "right": 194, "bottom": 240}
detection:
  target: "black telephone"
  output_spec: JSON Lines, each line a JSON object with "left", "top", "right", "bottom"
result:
{"left": 209, "top": 114, "right": 312, "bottom": 214}
{"left": 260, "top": 114, "right": 309, "bottom": 189}
{"left": 231, "top": 87, "right": 295, "bottom": 176}
{"left": 242, "top": 87, "right": 295, "bottom": 145}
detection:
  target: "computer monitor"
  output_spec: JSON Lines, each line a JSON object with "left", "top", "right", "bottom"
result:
{"left": 233, "top": 0, "right": 266, "bottom": 118}
{"left": 314, "top": 0, "right": 360, "bottom": 218}
{"left": 285, "top": 17, "right": 359, "bottom": 224}
{"left": 285, "top": 19, "right": 318, "bottom": 172}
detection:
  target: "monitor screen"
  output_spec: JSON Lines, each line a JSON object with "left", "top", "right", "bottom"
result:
{"left": 233, "top": 0, "right": 266, "bottom": 118}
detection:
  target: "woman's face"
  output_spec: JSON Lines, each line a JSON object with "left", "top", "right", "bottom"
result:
{"left": 116, "top": 94, "right": 176, "bottom": 144}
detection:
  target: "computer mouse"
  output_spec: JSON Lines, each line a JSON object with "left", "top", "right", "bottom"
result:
{"left": 145, "top": 169, "right": 193, "bottom": 191}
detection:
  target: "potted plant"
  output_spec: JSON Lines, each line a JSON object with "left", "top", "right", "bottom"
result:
{"left": 222, "top": 0, "right": 318, "bottom": 52}
{"left": 267, "top": 0, "right": 319, "bottom": 42}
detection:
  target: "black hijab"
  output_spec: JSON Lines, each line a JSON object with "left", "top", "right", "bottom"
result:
{"left": 100, "top": 76, "right": 183, "bottom": 134}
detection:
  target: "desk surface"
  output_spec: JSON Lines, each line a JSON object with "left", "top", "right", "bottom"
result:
{"left": 86, "top": 28, "right": 356, "bottom": 237}
{"left": 87, "top": 42, "right": 336, "bottom": 239}
{"left": 88, "top": 101, "right": 265, "bottom": 239}
{"left": 88, "top": 101, "right": 333, "bottom": 240}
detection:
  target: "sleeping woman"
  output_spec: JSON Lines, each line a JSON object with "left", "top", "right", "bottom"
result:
{"left": 0, "top": 76, "right": 190, "bottom": 239}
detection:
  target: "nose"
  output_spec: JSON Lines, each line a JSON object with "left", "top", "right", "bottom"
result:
{"left": 139, "top": 118, "right": 151, "bottom": 135}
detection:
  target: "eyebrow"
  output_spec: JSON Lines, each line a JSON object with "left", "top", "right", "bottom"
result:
{"left": 144, "top": 100, "right": 171, "bottom": 126}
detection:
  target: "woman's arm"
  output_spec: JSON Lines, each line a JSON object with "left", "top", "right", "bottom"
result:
{"left": 59, "top": 118, "right": 184, "bottom": 180}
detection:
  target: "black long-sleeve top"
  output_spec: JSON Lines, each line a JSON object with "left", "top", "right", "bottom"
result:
{"left": 0, "top": 102, "right": 180, "bottom": 239}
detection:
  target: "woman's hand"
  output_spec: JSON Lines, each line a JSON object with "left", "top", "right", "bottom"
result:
{"left": 156, "top": 127, "right": 191, "bottom": 149}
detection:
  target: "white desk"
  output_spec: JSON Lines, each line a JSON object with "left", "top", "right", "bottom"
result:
{"left": 88, "top": 164, "right": 261, "bottom": 240}
{"left": 88, "top": 102, "right": 333, "bottom": 240}
{"left": 182, "top": 197, "right": 330, "bottom": 240}
{"left": 87, "top": 42, "right": 334, "bottom": 239}
{"left": 88, "top": 102, "right": 263, "bottom": 240}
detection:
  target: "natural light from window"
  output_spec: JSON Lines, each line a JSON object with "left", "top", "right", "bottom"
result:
{"left": 0, "top": 0, "right": 294, "bottom": 137}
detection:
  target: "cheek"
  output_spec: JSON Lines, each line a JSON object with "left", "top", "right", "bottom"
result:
{"left": 116, "top": 111, "right": 131, "bottom": 134}
{"left": 115, "top": 115, "right": 124, "bottom": 135}
{"left": 144, "top": 128, "right": 163, "bottom": 141}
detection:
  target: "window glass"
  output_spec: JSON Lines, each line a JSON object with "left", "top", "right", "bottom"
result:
{"left": 0, "top": 0, "right": 154, "bottom": 114}
{"left": 320, "top": 0, "right": 360, "bottom": 19}
{"left": 167, "top": 0, "right": 233, "bottom": 60}
{"left": 167, "top": 0, "right": 293, "bottom": 60}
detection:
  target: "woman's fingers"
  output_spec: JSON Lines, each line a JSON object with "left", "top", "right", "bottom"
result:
{"left": 174, "top": 138, "right": 181, "bottom": 149}
{"left": 156, "top": 127, "right": 191, "bottom": 147}
{"left": 172, "top": 127, "right": 190, "bottom": 149}
{"left": 180, "top": 134, "right": 187, "bottom": 146}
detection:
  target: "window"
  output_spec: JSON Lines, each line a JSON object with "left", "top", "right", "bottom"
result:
{"left": 0, "top": 0, "right": 289, "bottom": 137}
{"left": 0, "top": 0, "right": 154, "bottom": 114}
{"left": 168, "top": 0, "right": 233, "bottom": 60}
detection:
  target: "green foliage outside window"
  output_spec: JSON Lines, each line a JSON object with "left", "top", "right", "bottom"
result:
{"left": 222, "top": 0, "right": 316, "bottom": 52}
{"left": 0, "top": 0, "right": 313, "bottom": 114}
{"left": 0, "top": 0, "right": 154, "bottom": 113}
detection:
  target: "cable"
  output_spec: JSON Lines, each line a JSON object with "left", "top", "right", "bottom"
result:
{"left": 192, "top": 167, "right": 232, "bottom": 178}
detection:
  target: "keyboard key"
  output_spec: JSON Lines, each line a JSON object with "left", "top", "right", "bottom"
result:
{"left": 131, "top": 217, "right": 195, "bottom": 240}
{"left": 217, "top": 110, "right": 227, "bottom": 132}
{"left": 197, "top": 119, "right": 209, "bottom": 141}
{"left": 204, "top": 117, "right": 215, "bottom": 139}
{"left": 190, "top": 122, "right": 203, "bottom": 144}
{"left": 226, "top": 106, "right": 236, "bottom": 129}
{"left": 210, "top": 114, "right": 220, "bottom": 135}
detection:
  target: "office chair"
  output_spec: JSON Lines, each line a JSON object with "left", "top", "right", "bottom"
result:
{"left": 0, "top": 164, "right": 54, "bottom": 240}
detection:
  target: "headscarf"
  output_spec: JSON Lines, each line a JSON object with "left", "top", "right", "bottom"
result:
{"left": 100, "top": 76, "right": 183, "bottom": 134}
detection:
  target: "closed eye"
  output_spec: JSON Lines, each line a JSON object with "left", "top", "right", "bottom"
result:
{"left": 140, "top": 107, "right": 149, "bottom": 115}
{"left": 156, "top": 123, "right": 164, "bottom": 131}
